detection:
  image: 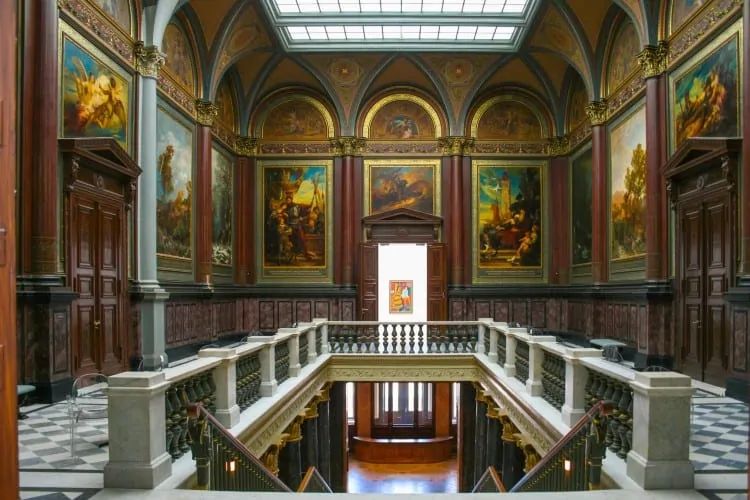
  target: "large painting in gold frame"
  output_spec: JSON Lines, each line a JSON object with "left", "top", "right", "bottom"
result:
{"left": 472, "top": 160, "right": 546, "bottom": 283}
{"left": 363, "top": 159, "right": 441, "bottom": 216}
{"left": 256, "top": 160, "right": 334, "bottom": 283}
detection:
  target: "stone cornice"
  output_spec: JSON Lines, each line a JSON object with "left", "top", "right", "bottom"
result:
{"left": 638, "top": 41, "right": 669, "bottom": 79}
{"left": 438, "top": 136, "right": 475, "bottom": 156}
{"left": 134, "top": 42, "right": 165, "bottom": 79}
{"left": 195, "top": 100, "right": 218, "bottom": 127}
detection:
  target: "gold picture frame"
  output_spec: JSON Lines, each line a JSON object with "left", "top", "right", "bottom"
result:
{"left": 363, "top": 158, "right": 442, "bottom": 216}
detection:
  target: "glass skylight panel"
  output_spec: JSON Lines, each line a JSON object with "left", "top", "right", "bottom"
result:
{"left": 286, "top": 24, "right": 516, "bottom": 41}
{"left": 270, "top": 0, "right": 530, "bottom": 15}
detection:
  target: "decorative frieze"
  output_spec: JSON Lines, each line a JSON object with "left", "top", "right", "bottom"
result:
{"left": 58, "top": 0, "right": 134, "bottom": 64}
{"left": 330, "top": 137, "right": 366, "bottom": 156}
{"left": 606, "top": 73, "right": 645, "bottom": 118}
{"left": 259, "top": 142, "right": 335, "bottom": 155}
{"left": 195, "top": 100, "right": 219, "bottom": 127}
{"left": 638, "top": 42, "right": 670, "bottom": 79}
{"left": 471, "top": 141, "right": 549, "bottom": 156}
{"left": 438, "top": 136, "right": 475, "bottom": 156}
{"left": 157, "top": 74, "right": 196, "bottom": 116}
{"left": 585, "top": 101, "right": 608, "bottom": 126}
{"left": 364, "top": 142, "right": 440, "bottom": 155}
{"left": 567, "top": 122, "right": 592, "bottom": 151}
{"left": 668, "top": 0, "right": 742, "bottom": 64}
{"left": 134, "top": 43, "right": 165, "bottom": 79}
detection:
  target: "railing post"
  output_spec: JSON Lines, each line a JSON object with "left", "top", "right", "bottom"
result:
{"left": 314, "top": 318, "right": 329, "bottom": 354}
{"left": 525, "top": 336, "right": 556, "bottom": 396}
{"left": 307, "top": 326, "right": 317, "bottom": 362}
{"left": 477, "top": 318, "right": 492, "bottom": 354}
{"left": 278, "top": 328, "right": 301, "bottom": 377}
{"left": 199, "top": 347, "right": 240, "bottom": 428}
{"left": 561, "top": 348, "right": 602, "bottom": 426}
{"left": 504, "top": 334, "right": 517, "bottom": 377}
{"left": 488, "top": 327, "right": 499, "bottom": 363}
{"left": 103, "top": 372, "right": 172, "bottom": 489}
{"left": 626, "top": 372, "right": 694, "bottom": 490}
{"left": 260, "top": 342, "right": 278, "bottom": 396}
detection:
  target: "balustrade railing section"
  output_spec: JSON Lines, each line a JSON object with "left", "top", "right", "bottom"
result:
{"left": 299, "top": 331, "right": 310, "bottom": 368}
{"left": 515, "top": 341, "right": 530, "bottom": 383}
{"left": 327, "top": 322, "right": 477, "bottom": 354}
{"left": 541, "top": 351, "right": 566, "bottom": 410}
{"left": 165, "top": 370, "right": 217, "bottom": 461}
{"left": 236, "top": 352, "right": 262, "bottom": 411}
{"left": 496, "top": 334, "right": 506, "bottom": 366}
{"left": 585, "top": 371, "right": 633, "bottom": 459}
{"left": 275, "top": 342, "right": 290, "bottom": 384}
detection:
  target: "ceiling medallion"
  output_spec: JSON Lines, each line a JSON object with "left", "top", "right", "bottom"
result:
{"left": 444, "top": 59, "right": 475, "bottom": 85}
{"left": 329, "top": 58, "right": 361, "bottom": 86}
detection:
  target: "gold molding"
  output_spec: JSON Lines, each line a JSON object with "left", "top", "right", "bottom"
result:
{"left": 195, "top": 100, "right": 218, "bottom": 126}
{"left": 331, "top": 136, "right": 366, "bottom": 156}
{"left": 326, "top": 355, "right": 476, "bottom": 382}
{"left": 547, "top": 136, "right": 570, "bottom": 157}
{"left": 234, "top": 136, "right": 258, "bottom": 157}
{"left": 134, "top": 42, "right": 165, "bottom": 78}
{"left": 318, "top": 382, "right": 332, "bottom": 402}
{"left": 258, "top": 95, "right": 335, "bottom": 139}
{"left": 284, "top": 415, "right": 305, "bottom": 443}
{"left": 261, "top": 442, "right": 283, "bottom": 476}
{"left": 362, "top": 158, "right": 442, "bottom": 217}
{"left": 362, "top": 93, "right": 443, "bottom": 138}
{"left": 470, "top": 95, "right": 551, "bottom": 138}
{"left": 585, "top": 101, "right": 608, "bottom": 126}
{"left": 438, "top": 136, "right": 475, "bottom": 156}
{"left": 638, "top": 41, "right": 670, "bottom": 79}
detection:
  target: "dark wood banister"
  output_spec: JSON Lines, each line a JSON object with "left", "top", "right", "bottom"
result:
{"left": 187, "top": 403, "right": 292, "bottom": 492}
{"left": 472, "top": 466, "right": 507, "bottom": 493}
{"left": 510, "top": 400, "right": 615, "bottom": 492}
{"left": 297, "top": 466, "right": 333, "bottom": 492}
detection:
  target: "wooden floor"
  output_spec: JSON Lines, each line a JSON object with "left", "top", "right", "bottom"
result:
{"left": 347, "top": 457, "right": 459, "bottom": 494}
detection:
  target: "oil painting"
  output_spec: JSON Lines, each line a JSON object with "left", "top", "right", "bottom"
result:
{"left": 475, "top": 164, "right": 543, "bottom": 272}
{"left": 368, "top": 100, "right": 436, "bottom": 140}
{"left": 156, "top": 106, "right": 193, "bottom": 259}
{"left": 571, "top": 150, "right": 593, "bottom": 265}
{"left": 162, "top": 22, "right": 195, "bottom": 92}
{"left": 214, "top": 79, "right": 237, "bottom": 132}
{"left": 670, "top": 0, "right": 708, "bottom": 35}
{"left": 567, "top": 75, "right": 588, "bottom": 131}
{"left": 389, "top": 280, "right": 414, "bottom": 314}
{"left": 609, "top": 104, "right": 646, "bottom": 261}
{"left": 672, "top": 32, "right": 739, "bottom": 149}
{"left": 91, "top": 0, "right": 131, "bottom": 35}
{"left": 212, "top": 147, "right": 233, "bottom": 266}
{"left": 476, "top": 101, "right": 543, "bottom": 141}
{"left": 607, "top": 21, "right": 640, "bottom": 92}
{"left": 365, "top": 161, "right": 439, "bottom": 215}
{"left": 262, "top": 99, "right": 329, "bottom": 140}
{"left": 258, "top": 161, "right": 333, "bottom": 282}
{"left": 61, "top": 31, "right": 130, "bottom": 151}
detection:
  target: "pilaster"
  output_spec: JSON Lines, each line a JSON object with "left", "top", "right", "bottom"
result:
{"left": 316, "top": 383, "right": 332, "bottom": 485}
{"left": 234, "top": 137, "right": 258, "bottom": 285}
{"left": 586, "top": 101, "right": 609, "bottom": 284}
{"left": 548, "top": 138, "right": 570, "bottom": 284}
{"left": 301, "top": 398, "right": 320, "bottom": 473}
{"left": 279, "top": 415, "right": 304, "bottom": 490}
{"left": 195, "top": 100, "right": 218, "bottom": 285}
{"left": 741, "top": 0, "right": 750, "bottom": 278}
{"left": 331, "top": 137, "right": 365, "bottom": 288}
{"left": 473, "top": 387, "right": 488, "bottom": 484}
{"left": 458, "top": 381, "right": 477, "bottom": 492}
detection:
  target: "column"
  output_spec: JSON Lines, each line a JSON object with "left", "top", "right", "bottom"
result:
{"left": 332, "top": 138, "right": 364, "bottom": 288}
{"left": 133, "top": 44, "right": 170, "bottom": 370}
{"left": 279, "top": 416, "right": 304, "bottom": 490}
{"left": 485, "top": 402, "right": 503, "bottom": 472}
{"left": 301, "top": 399, "right": 320, "bottom": 473}
{"left": 458, "top": 381, "right": 476, "bottom": 492}
{"left": 548, "top": 138, "right": 570, "bottom": 284}
{"left": 439, "top": 137, "right": 474, "bottom": 287}
{"left": 500, "top": 417, "right": 525, "bottom": 489}
{"left": 233, "top": 138, "right": 257, "bottom": 284}
{"left": 639, "top": 43, "right": 669, "bottom": 282}
{"left": 195, "top": 100, "right": 218, "bottom": 285}
{"left": 586, "top": 102, "right": 609, "bottom": 284}
{"left": 328, "top": 381, "right": 348, "bottom": 492}
{"left": 316, "top": 383, "right": 332, "bottom": 485}
{"left": 473, "top": 388, "right": 488, "bottom": 484}
{"left": 740, "top": 0, "right": 750, "bottom": 281}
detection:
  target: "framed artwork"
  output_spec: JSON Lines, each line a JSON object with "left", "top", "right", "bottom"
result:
{"left": 363, "top": 94, "right": 442, "bottom": 140}
{"left": 156, "top": 104, "right": 194, "bottom": 261}
{"left": 262, "top": 98, "right": 331, "bottom": 140}
{"left": 363, "top": 159, "right": 441, "bottom": 216}
{"left": 472, "top": 160, "right": 545, "bottom": 282}
{"left": 608, "top": 102, "right": 646, "bottom": 261}
{"left": 670, "top": 0, "right": 711, "bottom": 36}
{"left": 668, "top": 22, "right": 741, "bottom": 153}
{"left": 389, "top": 280, "right": 414, "bottom": 314}
{"left": 256, "top": 160, "right": 334, "bottom": 283}
{"left": 162, "top": 21, "right": 196, "bottom": 93}
{"left": 607, "top": 20, "right": 640, "bottom": 93}
{"left": 90, "top": 0, "right": 132, "bottom": 36}
{"left": 474, "top": 100, "right": 543, "bottom": 141}
{"left": 59, "top": 22, "right": 133, "bottom": 153}
{"left": 570, "top": 148, "right": 593, "bottom": 265}
{"left": 212, "top": 146, "right": 234, "bottom": 266}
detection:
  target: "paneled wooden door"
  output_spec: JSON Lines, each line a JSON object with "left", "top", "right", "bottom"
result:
{"left": 70, "top": 192, "right": 127, "bottom": 377}
{"left": 359, "top": 243, "right": 378, "bottom": 321}
{"left": 427, "top": 243, "right": 447, "bottom": 321}
{"left": 678, "top": 196, "right": 731, "bottom": 386}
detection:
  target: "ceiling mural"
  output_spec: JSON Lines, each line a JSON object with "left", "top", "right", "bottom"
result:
{"left": 213, "top": 4, "right": 272, "bottom": 91}
{"left": 607, "top": 20, "right": 641, "bottom": 94}
{"left": 261, "top": 98, "right": 332, "bottom": 141}
{"left": 215, "top": 77, "right": 237, "bottom": 133}
{"left": 89, "top": 0, "right": 132, "bottom": 36}
{"left": 567, "top": 73, "right": 589, "bottom": 132}
{"left": 472, "top": 98, "right": 545, "bottom": 141}
{"left": 162, "top": 21, "right": 197, "bottom": 94}
{"left": 669, "top": 0, "right": 711, "bottom": 35}
{"left": 617, "top": 0, "right": 646, "bottom": 41}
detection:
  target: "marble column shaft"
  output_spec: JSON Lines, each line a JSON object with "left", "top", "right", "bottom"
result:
{"left": 279, "top": 439, "right": 303, "bottom": 490}
{"left": 340, "top": 155, "right": 356, "bottom": 287}
{"left": 486, "top": 413, "right": 502, "bottom": 471}
{"left": 588, "top": 109, "right": 609, "bottom": 284}
{"left": 234, "top": 155, "right": 253, "bottom": 284}
{"left": 473, "top": 397, "right": 488, "bottom": 484}
{"left": 316, "top": 398, "right": 331, "bottom": 485}
{"left": 448, "top": 153, "right": 464, "bottom": 286}
{"left": 195, "top": 102, "right": 217, "bottom": 284}
{"left": 301, "top": 414, "right": 319, "bottom": 473}
{"left": 328, "top": 382, "right": 347, "bottom": 492}
{"left": 549, "top": 155, "right": 570, "bottom": 284}
{"left": 501, "top": 437, "right": 525, "bottom": 489}
{"left": 458, "top": 382, "right": 476, "bottom": 492}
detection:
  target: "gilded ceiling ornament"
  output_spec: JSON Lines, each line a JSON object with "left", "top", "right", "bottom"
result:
{"left": 584, "top": 101, "right": 608, "bottom": 126}
{"left": 547, "top": 136, "right": 570, "bottom": 157}
{"left": 134, "top": 42, "right": 165, "bottom": 78}
{"left": 195, "top": 101, "right": 219, "bottom": 126}
{"left": 328, "top": 57, "right": 361, "bottom": 86}
{"left": 234, "top": 136, "right": 258, "bottom": 157}
{"left": 444, "top": 59, "right": 475, "bottom": 85}
{"left": 438, "top": 136, "right": 474, "bottom": 156}
{"left": 330, "top": 137, "right": 366, "bottom": 156}
{"left": 638, "top": 41, "right": 669, "bottom": 79}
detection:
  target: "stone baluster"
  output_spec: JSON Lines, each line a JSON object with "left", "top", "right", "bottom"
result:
{"left": 561, "top": 348, "right": 603, "bottom": 426}
{"left": 198, "top": 347, "right": 240, "bottom": 428}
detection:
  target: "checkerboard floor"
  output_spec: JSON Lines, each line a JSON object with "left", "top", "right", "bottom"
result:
{"left": 691, "top": 402, "right": 749, "bottom": 472}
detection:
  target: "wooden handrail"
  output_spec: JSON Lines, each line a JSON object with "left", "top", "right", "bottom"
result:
{"left": 297, "top": 466, "right": 333, "bottom": 493}
{"left": 187, "top": 403, "right": 292, "bottom": 492}
{"left": 510, "top": 400, "right": 614, "bottom": 492}
{"left": 471, "top": 466, "right": 507, "bottom": 493}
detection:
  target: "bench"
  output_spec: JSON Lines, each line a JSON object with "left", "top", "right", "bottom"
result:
{"left": 17, "top": 385, "right": 36, "bottom": 420}
{"left": 352, "top": 436, "right": 453, "bottom": 464}
{"left": 590, "top": 339, "right": 627, "bottom": 363}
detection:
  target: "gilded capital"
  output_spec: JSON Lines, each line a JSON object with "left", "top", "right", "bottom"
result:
{"left": 547, "top": 136, "right": 570, "bottom": 157}
{"left": 500, "top": 415, "right": 518, "bottom": 441}
{"left": 331, "top": 137, "right": 366, "bottom": 156}
{"left": 195, "top": 100, "right": 219, "bottom": 126}
{"left": 585, "top": 101, "right": 608, "bottom": 126}
{"left": 521, "top": 444, "right": 541, "bottom": 473}
{"left": 234, "top": 136, "right": 258, "bottom": 157}
{"left": 261, "top": 443, "right": 282, "bottom": 476}
{"left": 638, "top": 41, "right": 669, "bottom": 79}
{"left": 318, "top": 382, "right": 332, "bottom": 402}
{"left": 134, "top": 42, "right": 165, "bottom": 78}
{"left": 285, "top": 415, "right": 305, "bottom": 443}
{"left": 438, "top": 136, "right": 475, "bottom": 156}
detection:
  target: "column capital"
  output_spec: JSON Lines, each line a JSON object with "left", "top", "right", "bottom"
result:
{"left": 318, "top": 382, "right": 332, "bottom": 402}
{"left": 547, "top": 136, "right": 570, "bottom": 157}
{"left": 585, "top": 101, "right": 608, "bottom": 126}
{"left": 195, "top": 100, "right": 218, "bottom": 126}
{"left": 135, "top": 42, "right": 165, "bottom": 79}
{"left": 500, "top": 415, "right": 518, "bottom": 441}
{"left": 438, "top": 136, "right": 475, "bottom": 156}
{"left": 234, "top": 136, "right": 258, "bottom": 157}
{"left": 638, "top": 41, "right": 669, "bottom": 79}
{"left": 330, "top": 136, "right": 366, "bottom": 156}
{"left": 285, "top": 415, "right": 305, "bottom": 443}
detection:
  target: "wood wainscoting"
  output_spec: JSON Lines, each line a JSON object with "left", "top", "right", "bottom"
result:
{"left": 353, "top": 436, "right": 453, "bottom": 464}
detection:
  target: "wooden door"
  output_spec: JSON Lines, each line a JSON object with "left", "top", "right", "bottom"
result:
{"left": 679, "top": 203, "right": 703, "bottom": 380}
{"left": 359, "top": 243, "right": 378, "bottom": 321}
{"left": 70, "top": 192, "right": 126, "bottom": 376}
{"left": 427, "top": 243, "right": 447, "bottom": 321}
{"left": 0, "top": 0, "right": 18, "bottom": 494}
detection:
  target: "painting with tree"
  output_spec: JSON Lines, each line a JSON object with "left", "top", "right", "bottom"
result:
{"left": 571, "top": 150, "right": 592, "bottom": 265}
{"left": 212, "top": 148, "right": 233, "bottom": 266}
{"left": 609, "top": 104, "right": 646, "bottom": 260}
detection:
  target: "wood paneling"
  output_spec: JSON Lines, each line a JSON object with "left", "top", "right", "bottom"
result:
{"left": 359, "top": 244, "right": 378, "bottom": 321}
{"left": 353, "top": 436, "right": 453, "bottom": 464}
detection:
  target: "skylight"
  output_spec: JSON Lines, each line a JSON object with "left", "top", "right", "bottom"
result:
{"left": 261, "top": 0, "right": 539, "bottom": 52}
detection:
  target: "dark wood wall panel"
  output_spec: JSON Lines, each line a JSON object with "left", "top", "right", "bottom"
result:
{"left": 296, "top": 301, "right": 312, "bottom": 324}
{"left": 731, "top": 308, "right": 748, "bottom": 373}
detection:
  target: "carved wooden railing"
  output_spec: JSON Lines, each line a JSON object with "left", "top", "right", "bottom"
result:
{"left": 327, "top": 321, "right": 478, "bottom": 354}
{"left": 472, "top": 466, "right": 507, "bottom": 493}
{"left": 297, "top": 466, "right": 333, "bottom": 493}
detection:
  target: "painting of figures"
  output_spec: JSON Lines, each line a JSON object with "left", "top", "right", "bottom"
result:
{"left": 156, "top": 106, "right": 193, "bottom": 259}
{"left": 567, "top": 75, "right": 588, "bottom": 131}
{"left": 610, "top": 105, "right": 646, "bottom": 260}
{"left": 261, "top": 163, "right": 332, "bottom": 281}
{"left": 212, "top": 148, "right": 233, "bottom": 266}
{"left": 670, "top": 0, "right": 708, "bottom": 35}
{"left": 608, "top": 21, "right": 640, "bottom": 92}
{"left": 475, "top": 101, "right": 543, "bottom": 141}
{"left": 673, "top": 34, "right": 739, "bottom": 148}
{"left": 571, "top": 150, "right": 593, "bottom": 265}
{"left": 162, "top": 22, "right": 195, "bottom": 92}
{"left": 263, "top": 100, "right": 329, "bottom": 140}
{"left": 476, "top": 165, "right": 543, "bottom": 269}
{"left": 389, "top": 280, "right": 414, "bottom": 314}
{"left": 214, "top": 79, "right": 236, "bottom": 132}
{"left": 367, "top": 162, "right": 438, "bottom": 215}
{"left": 368, "top": 100, "right": 437, "bottom": 140}
{"left": 61, "top": 34, "right": 130, "bottom": 150}
{"left": 91, "top": 0, "right": 131, "bottom": 35}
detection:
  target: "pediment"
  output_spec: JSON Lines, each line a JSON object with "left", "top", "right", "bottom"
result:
{"left": 362, "top": 208, "right": 443, "bottom": 225}
{"left": 663, "top": 137, "right": 740, "bottom": 181}
{"left": 58, "top": 137, "right": 142, "bottom": 180}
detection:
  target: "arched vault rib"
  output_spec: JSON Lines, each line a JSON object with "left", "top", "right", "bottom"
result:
{"left": 521, "top": 54, "right": 564, "bottom": 136}
{"left": 240, "top": 52, "right": 284, "bottom": 136}
{"left": 611, "top": 0, "right": 659, "bottom": 45}
{"left": 454, "top": 53, "right": 515, "bottom": 135}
